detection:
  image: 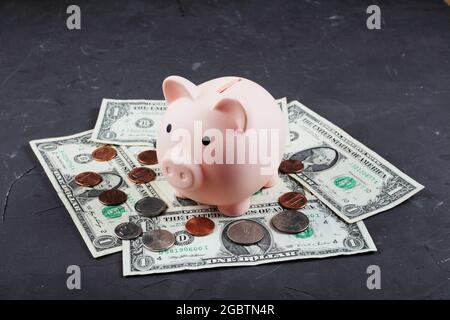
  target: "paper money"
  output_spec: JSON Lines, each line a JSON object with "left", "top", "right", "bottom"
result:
{"left": 122, "top": 201, "right": 376, "bottom": 275}
{"left": 29, "top": 130, "right": 163, "bottom": 258}
{"left": 287, "top": 100, "right": 424, "bottom": 223}
{"left": 92, "top": 98, "right": 288, "bottom": 146}
{"left": 92, "top": 99, "right": 167, "bottom": 146}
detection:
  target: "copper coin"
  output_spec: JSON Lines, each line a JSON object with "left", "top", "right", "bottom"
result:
{"left": 279, "top": 160, "right": 304, "bottom": 174}
{"left": 278, "top": 192, "right": 308, "bottom": 209}
{"left": 185, "top": 217, "right": 215, "bottom": 237}
{"left": 74, "top": 171, "right": 103, "bottom": 187}
{"left": 226, "top": 220, "right": 265, "bottom": 245}
{"left": 271, "top": 210, "right": 310, "bottom": 234}
{"left": 92, "top": 146, "right": 117, "bottom": 162}
{"left": 128, "top": 167, "right": 156, "bottom": 184}
{"left": 137, "top": 150, "right": 158, "bottom": 165}
{"left": 98, "top": 189, "right": 127, "bottom": 206}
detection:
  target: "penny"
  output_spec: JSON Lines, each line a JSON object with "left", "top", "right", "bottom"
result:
{"left": 74, "top": 171, "right": 103, "bottom": 187}
{"left": 134, "top": 197, "right": 167, "bottom": 217}
{"left": 226, "top": 220, "right": 265, "bottom": 245}
{"left": 98, "top": 189, "right": 127, "bottom": 206}
{"left": 185, "top": 217, "right": 215, "bottom": 237}
{"left": 279, "top": 159, "right": 304, "bottom": 174}
{"left": 271, "top": 210, "right": 310, "bottom": 234}
{"left": 128, "top": 167, "right": 156, "bottom": 184}
{"left": 92, "top": 146, "right": 117, "bottom": 162}
{"left": 142, "top": 229, "right": 175, "bottom": 252}
{"left": 114, "top": 222, "right": 143, "bottom": 240}
{"left": 278, "top": 192, "right": 307, "bottom": 209}
{"left": 137, "top": 150, "right": 158, "bottom": 165}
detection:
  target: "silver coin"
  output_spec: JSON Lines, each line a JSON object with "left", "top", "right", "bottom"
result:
{"left": 226, "top": 220, "right": 265, "bottom": 245}
{"left": 142, "top": 229, "right": 175, "bottom": 252}
{"left": 134, "top": 197, "right": 167, "bottom": 217}
{"left": 271, "top": 210, "right": 310, "bottom": 234}
{"left": 114, "top": 222, "right": 143, "bottom": 240}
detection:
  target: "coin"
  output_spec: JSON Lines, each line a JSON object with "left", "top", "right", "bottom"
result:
{"left": 114, "top": 222, "right": 143, "bottom": 240}
{"left": 142, "top": 229, "right": 175, "bottom": 251}
{"left": 185, "top": 217, "right": 215, "bottom": 237}
{"left": 128, "top": 167, "right": 156, "bottom": 184}
{"left": 92, "top": 146, "right": 117, "bottom": 162}
{"left": 137, "top": 150, "right": 158, "bottom": 165}
{"left": 134, "top": 197, "right": 167, "bottom": 217}
{"left": 98, "top": 189, "right": 127, "bottom": 206}
{"left": 279, "top": 159, "right": 304, "bottom": 174}
{"left": 271, "top": 210, "right": 310, "bottom": 234}
{"left": 278, "top": 192, "right": 307, "bottom": 209}
{"left": 226, "top": 220, "right": 265, "bottom": 245}
{"left": 74, "top": 171, "right": 103, "bottom": 187}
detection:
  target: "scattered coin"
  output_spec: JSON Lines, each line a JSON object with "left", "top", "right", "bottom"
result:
{"left": 114, "top": 222, "right": 143, "bottom": 240}
{"left": 74, "top": 171, "right": 103, "bottom": 187}
{"left": 185, "top": 217, "right": 215, "bottom": 237}
{"left": 279, "top": 159, "right": 304, "bottom": 174}
{"left": 142, "top": 229, "right": 175, "bottom": 251}
{"left": 271, "top": 210, "right": 310, "bottom": 234}
{"left": 98, "top": 189, "right": 127, "bottom": 206}
{"left": 278, "top": 192, "right": 307, "bottom": 209}
{"left": 128, "top": 167, "right": 156, "bottom": 184}
{"left": 226, "top": 220, "right": 265, "bottom": 245}
{"left": 137, "top": 150, "right": 158, "bottom": 165}
{"left": 134, "top": 197, "right": 167, "bottom": 217}
{"left": 92, "top": 146, "right": 117, "bottom": 162}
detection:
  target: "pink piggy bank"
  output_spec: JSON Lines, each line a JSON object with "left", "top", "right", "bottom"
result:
{"left": 156, "top": 76, "right": 287, "bottom": 216}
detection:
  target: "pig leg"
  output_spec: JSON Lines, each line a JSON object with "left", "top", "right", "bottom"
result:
{"left": 218, "top": 197, "right": 250, "bottom": 217}
{"left": 263, "top": 174, "right": 278, "bottom": 188}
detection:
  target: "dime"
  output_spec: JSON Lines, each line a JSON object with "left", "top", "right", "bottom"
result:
{"left": 226, "top": 220, "right": 265, "bottom": 245}
{"left": 128, "top": 167, "right": 156, "bottom": 184}
{"left": 98, "top": 189, "right": 127, "bottom": 206}
{"left": 137, "top": 150, "right": 158, "bottom": 165}
{"left": 278, "top": 192, "right": 307, "bottom": 209}
{"left": 74, "top": 171, "right": 103, "bottom": 187}
{"left": 142, "top": 229, "right": 175, "bottom": 251}
{"left": 92, "top": 146, "right": 117, "bottom": 162}
{"left": 134, "top": 197, "right": 167, "bottom": 217}
{"left": 114, "top": 222, "right": 143, "bottom": 240}
{"left": 185, "top": 217, "right": 215, "bottom": 237}
{"left": 271, "top": 210, "right": 310, "bottom": 234}
{"left": 279, "top": 159, "right": 304, "bottom": 174}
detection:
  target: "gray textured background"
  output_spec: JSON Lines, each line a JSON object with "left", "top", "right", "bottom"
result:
{"left": 0, "top": 0, "right": 449, "bottom": 299}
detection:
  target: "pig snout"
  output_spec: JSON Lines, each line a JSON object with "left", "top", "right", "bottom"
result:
{"left": 161, "top": 158, "right": 203, "bottom": 190}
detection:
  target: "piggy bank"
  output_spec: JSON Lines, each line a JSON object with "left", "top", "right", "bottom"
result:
{"left": 156, "top": 76, "right": 287, "bottom": 216}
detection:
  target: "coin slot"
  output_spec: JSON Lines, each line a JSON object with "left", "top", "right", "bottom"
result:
{"left": 217, "top": 78, "right": 242, "bottom": 93}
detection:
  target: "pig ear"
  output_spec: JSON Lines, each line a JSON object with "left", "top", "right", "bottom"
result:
{"left": 162, "top": 76, "right": 200, "bottom": 104}
{"left": 212, "top": 98, "right": 247, "bottom": 132}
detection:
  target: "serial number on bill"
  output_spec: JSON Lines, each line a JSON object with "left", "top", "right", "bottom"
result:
{"left": 176, "top": 304, "right": 275, "bottom": 317}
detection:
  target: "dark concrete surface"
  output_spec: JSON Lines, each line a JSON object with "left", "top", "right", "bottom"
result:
{"left": 0, "top": 0, "right": 449, "bottom": 299}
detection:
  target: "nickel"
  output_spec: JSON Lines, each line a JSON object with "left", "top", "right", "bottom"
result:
{"left": 185, "top": 217, "right": 215, "bottom": 237}
{"left": 134, "top": 197, "right": 167, "bottom": 217}
{"left": 114, "top": 222, "right": 143, "bottom": 240}
{"left": 128, "top": 167, "right": 156, "bottom": 184}
{"left": 74, "top": 171, "right": 102, "bottom": 187}
{"left": 271, "top": 210, "right": 310, "bottom": 234}
{"left": 278, "top": 192, "right": 307, "bottom": 209}
{"left": 98, "top": 189, "right": 127, "bottom": 206}
{"left": 92, "top": 146, "right": 117, "bottom": 162}
{"left": 137, "top": 150, "right": 158, "bottom": 165}
{"left": 279, "top": 159, "right": 304, "bottom": 174}
{"left": 142, "top": 229, "right": 175, "bottom": 251}
{"left": 226, "top": 220, "right": 265, "bottom": 245}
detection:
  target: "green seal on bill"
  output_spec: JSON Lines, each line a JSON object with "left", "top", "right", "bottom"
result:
{"left": 334, "top": 176, "right": 357, "bottom": 190}
{"left": 293, "top": 227, "right": 314, "bottom": 239}
{"left": 102, "top": 205, "right": 125, "bottom": 219}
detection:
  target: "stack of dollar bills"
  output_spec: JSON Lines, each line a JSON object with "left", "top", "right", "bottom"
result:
{"left": 29, "top": 98, "right": 423, "bottom": 276}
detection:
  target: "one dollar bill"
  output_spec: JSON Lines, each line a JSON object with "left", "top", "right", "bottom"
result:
{"left": 287, "top": 100, "right": 424, "bottom": 223}
{"left": 29, "top": 130, "right": 163, "bottom": 257}
{"left": 122, "top": 201, "right": 376, "bottom": 276}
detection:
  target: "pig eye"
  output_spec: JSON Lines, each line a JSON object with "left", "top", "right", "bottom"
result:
{"left": 166, "top": 124, "right": 172, "bottom": 133}
{"left": 202, "top": 136, "right": 211, "bottom": 146}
